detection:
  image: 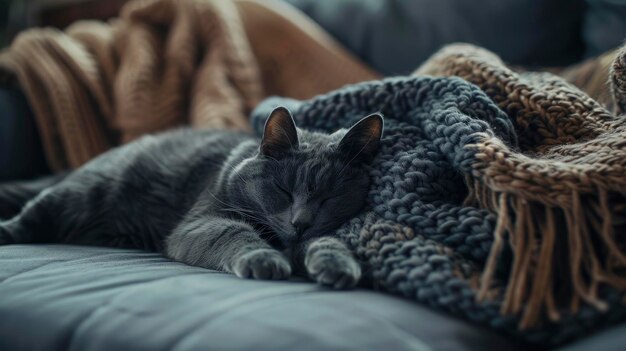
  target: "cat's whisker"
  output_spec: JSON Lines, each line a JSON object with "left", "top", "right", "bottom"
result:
{"left": 202, "top": 189, "right": 256, "bottom": 214}
{"left": 217, "top": 203, "right": 262, "bottom": 216}
{"left": 217, "top": 205, "right": 274, "bottom": 229}
{"left": 338, "top": 136, "right": 375, "bottom": 177}
{"left": 221, "top": 208, "right": 269, "bottom": 225}
{"left": 225, "top": 163, "right": 253, "bottom": 188}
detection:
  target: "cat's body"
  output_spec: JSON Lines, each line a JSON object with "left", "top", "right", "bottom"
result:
{"left": 0, "top": 108, "right": 383, "bottom": 288}
{"left": 1, "top": 129, "right": 248, "bottom": 249}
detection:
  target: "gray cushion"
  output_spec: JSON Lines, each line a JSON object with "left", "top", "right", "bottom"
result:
{"left": 285, "top": 0, "right": 586, "bottom": 75}
{"left": 557, "top": 325, "right": 626, "bottom": 351}
{"left": 583, "top": 0, "right": 626, "bottom": 57}
{"left": 0, "top": 244, "right": 519, "bottom": 351}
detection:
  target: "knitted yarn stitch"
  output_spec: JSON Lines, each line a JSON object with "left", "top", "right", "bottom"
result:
{"left": 415, "top": 43, "right": 626, "bottom": 329}
{"left": 251, "top": 74, "right": 626, "bottom": 346}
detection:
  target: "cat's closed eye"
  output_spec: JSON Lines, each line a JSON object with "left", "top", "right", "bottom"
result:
{"left": 321, "top": 194, "right": 341, "bottom": 205}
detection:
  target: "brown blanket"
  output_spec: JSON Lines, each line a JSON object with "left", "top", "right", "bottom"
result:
{"left": 0, "top": 0, "right": 377, "bottom": 171}
{"left": 416, "top": 43, "right": 626, "bottom": 329}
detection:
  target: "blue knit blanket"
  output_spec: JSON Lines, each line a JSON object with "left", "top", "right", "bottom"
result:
{"left": 250, "top": 76, "right": 626, "bottom": 346}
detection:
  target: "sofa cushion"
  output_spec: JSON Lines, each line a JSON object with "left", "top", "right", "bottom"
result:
{"left": 285, "top": 0, "right": 586, "bottom": 74}
{"left": 583, "top": 0, "right": 626, "bottom": 58}
{"left": 0, "top": 244, "right": 520, "bottom": 351}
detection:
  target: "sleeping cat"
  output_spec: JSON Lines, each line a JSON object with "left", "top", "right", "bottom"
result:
{"left": 0, "top": 107, "right": 383, "bottom": 288}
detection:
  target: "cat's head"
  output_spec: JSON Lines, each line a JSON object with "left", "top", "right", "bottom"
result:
{"left": 227, "top": 106, "right": 383, "bottom": 248}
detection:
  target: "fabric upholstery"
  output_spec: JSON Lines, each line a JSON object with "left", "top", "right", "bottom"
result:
{"left": 286, "top": 0, "right": 586, "bottom": 74}
{"left": 0, "top": 244, "right": 519, "bottom": 351}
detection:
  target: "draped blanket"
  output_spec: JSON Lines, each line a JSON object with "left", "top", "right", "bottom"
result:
{"left": 251, "top": 44, "right": 626, "bottom": 345}
{"left": 0, "top": 0, "right": 376, "bottom": 171}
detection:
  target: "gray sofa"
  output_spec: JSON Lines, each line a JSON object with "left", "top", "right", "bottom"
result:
{"left": 0, "top": 244, "right": 520, "bottom": 351}
{"left": 1, "top": 244, "right": 624, "bottom": 350}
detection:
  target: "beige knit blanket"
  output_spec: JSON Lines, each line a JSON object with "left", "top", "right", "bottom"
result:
{"left": 0, "top": 0, "right": 377, "bottom": 171}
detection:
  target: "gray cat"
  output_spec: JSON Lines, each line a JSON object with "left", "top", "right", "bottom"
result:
{"left": 0, "top": 107, "right": 383, "bottom": 288}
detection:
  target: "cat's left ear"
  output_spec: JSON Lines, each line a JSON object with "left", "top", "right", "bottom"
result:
{"left": 260, "top": 107, "right": 299, "bottom": 158}
{"left": 338, "top": 113, "right": 384, "bottom": 162}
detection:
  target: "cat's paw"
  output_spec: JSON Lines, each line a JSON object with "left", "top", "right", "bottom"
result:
{"left": 305, "top": 250, "right": 361, "bottom": 289}
{"left": 233, "top": 248, "right": 292, "bottom": 280}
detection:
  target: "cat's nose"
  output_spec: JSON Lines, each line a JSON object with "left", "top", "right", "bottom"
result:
{"left": 291, "top": 210, "right": 313, "bottom": 235}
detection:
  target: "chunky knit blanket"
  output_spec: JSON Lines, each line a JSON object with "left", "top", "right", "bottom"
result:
{"left": 251, "top": 45, "right": 626, "bottom": 345}
{"left": 0, "top": 0, "right": 376, "bottom": 171}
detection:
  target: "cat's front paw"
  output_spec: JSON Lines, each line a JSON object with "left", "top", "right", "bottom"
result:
{"left": 233, "top": 248, "right": 292, "bottom": 280}
{"left": 305, "top": 250, "right": 361, "bottom": 289}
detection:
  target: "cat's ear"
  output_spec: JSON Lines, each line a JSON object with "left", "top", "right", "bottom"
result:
{"left": 338, "top": 113, "right": 384, "bottom": 162}
{"left": 260, "top": 107, "right": 299, "bottom": 158}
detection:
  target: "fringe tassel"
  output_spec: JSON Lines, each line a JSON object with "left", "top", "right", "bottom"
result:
{"left": 470, "top": 178, "right": 626, "bottom": 329}
{"left": 478, "top": 193, "right": 508, "bottom": 300}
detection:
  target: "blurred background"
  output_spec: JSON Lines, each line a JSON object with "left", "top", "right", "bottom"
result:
{"left": 0, "top": 0, "right": 128, "bottom": 47}
{"left": 2, "top": 0, "right": 626, "bottom": 70}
